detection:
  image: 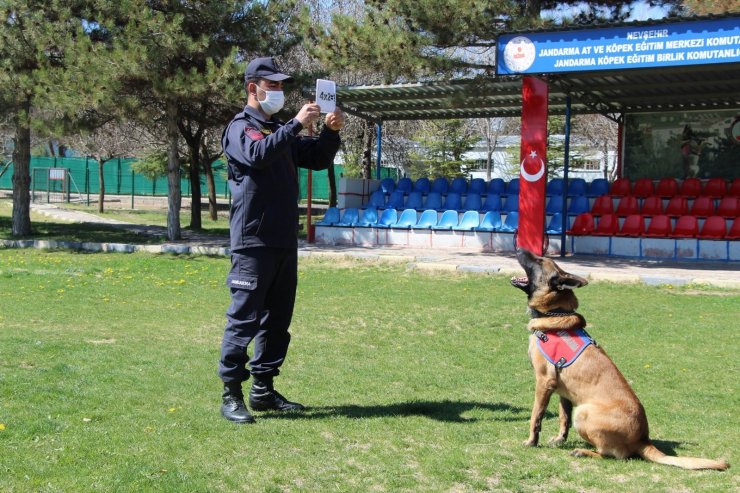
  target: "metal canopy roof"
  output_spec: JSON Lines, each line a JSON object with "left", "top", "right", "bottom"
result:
{"left": 302, "top": 62, "right": 740, "bottom": 123}
{"left": 302, "top": 16, "right": 740, "bottom": 122}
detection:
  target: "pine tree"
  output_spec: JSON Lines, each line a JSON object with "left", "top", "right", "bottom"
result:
{"left": 106, "top": 0, "right": 299, "bottom": 239}
{"left": 0, "top": 1, "right": 113, "bottom": 236}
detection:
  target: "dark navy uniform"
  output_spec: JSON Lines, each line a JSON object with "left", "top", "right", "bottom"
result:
{"left": 218, "top": 105, "right": 340, "bottom": 385}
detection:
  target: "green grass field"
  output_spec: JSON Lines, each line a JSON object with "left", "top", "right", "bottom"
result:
{"left": 0, "top": 248, "right": 737, "bottom": 492}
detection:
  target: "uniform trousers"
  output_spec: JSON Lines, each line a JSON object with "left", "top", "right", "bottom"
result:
{"left": 218, "top": 247, "right": 297, "bottom": 384}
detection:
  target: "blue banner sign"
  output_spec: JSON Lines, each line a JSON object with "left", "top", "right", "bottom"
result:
{"left": 496, "top": 17, "right": 740, "bottom": 75}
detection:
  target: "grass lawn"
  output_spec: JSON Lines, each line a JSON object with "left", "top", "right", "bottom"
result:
{"left": 0, "top": 249, "right": 737, "bottom": 492}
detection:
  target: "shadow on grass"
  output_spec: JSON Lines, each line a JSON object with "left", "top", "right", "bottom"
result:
{"left": 260, "top": 400, "right": 530, "bottom": 423}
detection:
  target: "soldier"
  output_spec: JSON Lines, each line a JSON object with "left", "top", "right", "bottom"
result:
{"left": 219, "top": 57, "right": 345, "bottom": 423}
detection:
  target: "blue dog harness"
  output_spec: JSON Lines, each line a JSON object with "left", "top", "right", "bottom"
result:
{"left": 533, "top": 328, "right": 594, "bottom": 369}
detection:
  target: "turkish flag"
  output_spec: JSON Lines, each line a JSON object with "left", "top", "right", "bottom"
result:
{"left": 518, "top": 77, "right": 548, "bottom": 255}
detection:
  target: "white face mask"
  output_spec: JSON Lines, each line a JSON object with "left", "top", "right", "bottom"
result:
{"left": 256, "top": 86, "right": 285, "bottom": 116}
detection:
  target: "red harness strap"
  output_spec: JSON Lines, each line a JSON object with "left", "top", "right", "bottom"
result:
{"left": 533, "top": 328, "right": 594, "bottom": 369}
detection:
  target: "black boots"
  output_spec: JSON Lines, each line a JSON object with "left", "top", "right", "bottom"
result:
{"left": 248, "top": 375, "right": 305, "bottom": 412}
{"left": 220, "top": 384, "right": 255, "bottom": 424}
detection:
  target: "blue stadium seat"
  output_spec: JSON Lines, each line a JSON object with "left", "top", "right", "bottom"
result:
{"left": 499, "top": 211, "right": 519, "bottom": 233}
{"left": 414, "top": 209, "right": 438, "bottom": 229}
{"left": 474, "top": 211, "right": 502, "bottom": 231}
{"left": 454, "top": 210, "right": 480, "bottom": 231}
{"left": 386, "top": 190, "right": 405, "bottom": 210}
{"left": 413, "top": 177, "right": 430, "bottom": 194}
{"left": 442, "top": 192, "right": 462, "bottom": 211}
{"left": 587, "top": 178, "right": 610, "bottom": 197}
{"left": 502, "top": 194, "right": 519, "bottom": 213}
{"left": 368, "top": 190, "right": 386, "bottom": 209}
{"left": 547, "top": 178, "right": 564, "bottom": 196}
{"left": 487, "top": 178, "right": 506, "bottom": 196}
{"left": 336, "top": 208, "right": 359, "bottom": 227}
{"left": 405, "top": 191, "right": 424, "bottom": 210}
{"left": 567, "top": 195, "right": 590, "bottom": 216}
{"left": 379, "top": 177, "right": 395, "bottom": 195}
{"left": 461, "top": 193, "right": 482, "bottom": 211}
{"left": 396, "top": 177, "right": 413, "bottom": 194}
{"left": 469, "top": 178, "right": 486, "bottom": 195}
{"left": 357, "top": 207, "right": 378, "bottom": 227}
{"left": 506, "top": 178, "right": 520, "bottom": 196}
{"left": 393, "top": 208, "right": 418, "bottom": 229}
{"left": 316, "top": 207, "right": 340, "bottom": 226}
{"left": 545, "top": 195, "right": 565, "bottom": 214}
{"left": 375, "top": 208, "right": 398, "bottom": 228}
{"left": 481, "top": 193, "right": 501, "bottom": 212}
{"left": 424, "top": 192, "right": 443, "bottom": 211}
{"left": 567, "top": 178, "right": 587, "bottom": 197}
{"left": 435, "top": 210, "right": 459, "bottom": 230}
{"left": 545, "top": 212, "right": 566, "bottom": 234}
{"left": 450, "top": 177, "right": 468, "bottom": 194}
{"left": 431, "top": 177, "right": 449, "bottom": 195}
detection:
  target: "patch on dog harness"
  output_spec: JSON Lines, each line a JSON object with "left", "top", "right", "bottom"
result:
{"left": 534, "top": 328, "right": 594, "bottom": 369}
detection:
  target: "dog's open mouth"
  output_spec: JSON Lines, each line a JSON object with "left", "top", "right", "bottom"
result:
{"left": 510, "top": 276, "right": 529, "bottom": 289}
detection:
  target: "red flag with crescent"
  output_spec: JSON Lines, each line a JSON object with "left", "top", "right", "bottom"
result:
{"left": 518, "top": 77, "right": 548, "bottom": 255}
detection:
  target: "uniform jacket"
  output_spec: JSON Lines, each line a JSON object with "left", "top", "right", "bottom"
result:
{"left": 222, "top": 105, "right": 341, "bottom": 250}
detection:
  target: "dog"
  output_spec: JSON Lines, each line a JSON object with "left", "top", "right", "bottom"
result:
{"left": 510, "top": 248, "right": 728, "bottom": 470}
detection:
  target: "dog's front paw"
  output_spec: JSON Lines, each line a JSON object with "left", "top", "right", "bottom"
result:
{"left": 523, "top": 438, "right": 538, "bottom": 447}
{"left": 548, "top": 435, "right": 567, "bottom": 447}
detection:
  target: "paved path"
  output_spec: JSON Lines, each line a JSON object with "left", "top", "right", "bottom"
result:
{"left": 6, "top": 203, "right": 738, "bottom": 289}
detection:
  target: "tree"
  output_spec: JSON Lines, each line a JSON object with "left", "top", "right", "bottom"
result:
{"left": 473, "top": 117, "right": 519, "bottom": 180}
{"left": 69, "top": 120, "right": 147, "bottom": 213}
{"left": 407, "top": 119, "right": 477, "bottom": 178}
{"left": 0, "top": 2, "right": 112, "bottom": 236}
{"left": 111, "top": 0, "right": 299, "bottom": 239}
{"left": 304, "top": 1, "right": 685, "bottom": 81}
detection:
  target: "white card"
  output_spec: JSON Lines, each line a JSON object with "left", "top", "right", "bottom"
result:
{"left": 315, "top": 79, "right": 336, "bottom": 113}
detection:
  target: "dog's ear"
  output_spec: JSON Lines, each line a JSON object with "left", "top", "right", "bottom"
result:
{"left": 551, "top": 273, "right": 588, "bottom": 291}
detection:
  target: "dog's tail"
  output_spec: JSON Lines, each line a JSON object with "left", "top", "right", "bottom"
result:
{"left": 639, "top": 442, "right": 729, "bottom": 470}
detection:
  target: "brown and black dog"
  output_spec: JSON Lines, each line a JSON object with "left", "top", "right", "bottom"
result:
{"left": 510, "top": 248, "right": 728, "bottom": 470}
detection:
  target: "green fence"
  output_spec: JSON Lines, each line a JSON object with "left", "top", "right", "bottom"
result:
{"left": 0, "top": 156, "right": 359, "bottom": 202}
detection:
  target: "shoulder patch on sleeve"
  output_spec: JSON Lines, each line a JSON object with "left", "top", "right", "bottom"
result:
{"left": 245, "top": 127, "right": 265, "bottom": 141}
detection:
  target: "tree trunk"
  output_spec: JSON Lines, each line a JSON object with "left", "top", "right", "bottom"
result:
{"left": 188, "top": 143, "right": 202, "bottom": 230}
{"left": 11, "top": 100, "right": 32, "bottom": 237}
{"left": 165, "top": 100, "right": 182, "bottom": 240}
{"left": 204, "top": 160, "right": 217, "bottom": 221}
{"left": 98, "top": 157, "right": 106, "bottom": 213}
{"left": 361, "top": 120, "right": 373, "bottom": 179}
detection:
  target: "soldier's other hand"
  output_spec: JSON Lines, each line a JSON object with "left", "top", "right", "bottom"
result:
{"left": 325, "top": 108, "right": 345, "bottom": 131}
{"left": 296, "top": 103, "right": 321, "bottom": 127}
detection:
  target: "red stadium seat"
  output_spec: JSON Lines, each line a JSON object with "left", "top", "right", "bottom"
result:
{"left": 567, "top": 213, "right": 594, "bottom": 235}
{"left": 702, "top": 178, "right": 727, "bottom": 198}
{"left": 617, "top": 214, "right": 645, "bottom": 237}
{"left": 730, "top": 178, "right": 740, "bottom": 197}
{"left": 593, "top": 213, "right": 619, "bottom": 236}
{"left": 644, "top": 215, "right": 672, "bottom": 238}
{"left": 615, "top": 196, "right": 639, "bottom": 216}
{"left": 716, "top": 196, "right": 739, "bottom": 218}
{"left": 698, "top": 216, "right": 727, "bottom": 239}
{"left": 609, "top": 178, "right": 631, "bottom": 197}
{"left": 689, "top": 196, "right": 715, "bottom": 218}
{"left": 726, "top": 217, "right": 740, "bottom": 240}
{"left": 664, "top": 196, "right": 689, "bottom": 217}
{"left": 640, "top": 196, "right": 664, "bottom": 216}
{"left": 590, "top": 195, "right": 614, "bottom": 216}
{"left": 633, "top": 178, "right": 654, "bottom": 199}
{"left": 679, "top": 178, "right": 702, "bottom": 198}
{"left": 655, "top": 178, "right": 678, "bottom": 198}
{"left": 673, "top": 215, "right": 699, "bottom": 238}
